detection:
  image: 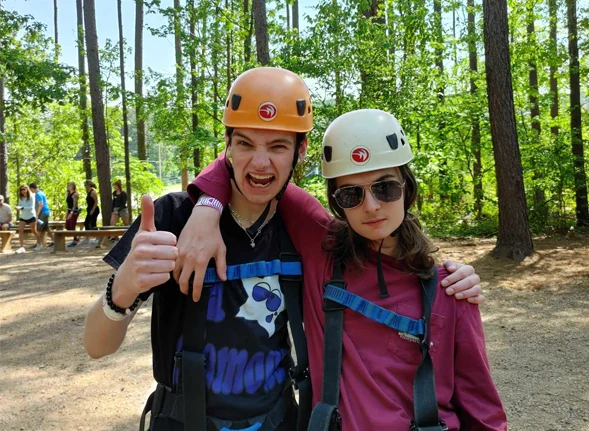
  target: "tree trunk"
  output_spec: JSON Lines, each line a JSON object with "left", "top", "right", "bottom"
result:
{"left": 76, "top": 0, "right": 92, "bottom": 180}
{"left": 468, "top": 0, "right": 483, "bottom": 219}
{"left": 118, "top": 0, "right": 133, "bottom": 220}
{"left": 482, "top": 0, "right": 533, "bottom": 260}
{"left": 286, "top": 1, "right": 290, "bottom": 31}
{"left": 549, "top": 0, "right": 559, "bottom": 138}
{"left": 567, "top": 0, "right": 589, "bottom": 226}
{"left": 360, "top": 0, "right": 384, "bottom": 103}
{"left": 0, "top": 77, "right": 6, "bottom": 203}
{"left": 292, "top": 0, "right": 299, "bottom": 31}
{"left": 253, "top": 0, "right": 270, "bottom": 65}
{"left": 244, "top": 0, "right": 253, "bottom": 63}
{"left": 84, "top": 0, "right": 112, "bottom": 226}
{"left": 213, "top": 3, "right": 220, "bottom": 141}
{"left": 433, "top": 0, "right": 449, "bottom": 201}
{"left": 226, "top": 0, "right": 232, "bottom": 93}
{"left": 527, "top": 6, "right": 546, "bottom": 223}
{"left": 135, "top": 0, "right": 146, "bottom": 161}
{"left": 54, "top": 0, "right": 59, "bottom": 60}
{"left": 189, "top": 0, "right": 199, "bottom": 176}
{"left": 174, "top": 0, "right": 184, "bottom": 105}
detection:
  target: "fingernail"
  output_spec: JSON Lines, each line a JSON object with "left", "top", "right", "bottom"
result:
{"left": 441, "top": 279, "right": 448, "bottom": 287}
{"left": 456, "top": 293, "right": 463, "bottom": 299}
{"left": 446, "top": 288, "right": 454, "bottom": 295}
{"left": 448, "top": 265, "right": 456, "bottom": 271}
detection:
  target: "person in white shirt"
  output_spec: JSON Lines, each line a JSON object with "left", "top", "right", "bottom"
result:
{"left": 15, "top": 185, "right": 41, "bottom": 253}
{"left": 0, "top": 195, "right": 13, "bottom": 230}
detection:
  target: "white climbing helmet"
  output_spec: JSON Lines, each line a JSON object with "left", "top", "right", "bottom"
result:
{"left": 321, "top": 109, "right": 414, "bottom": 179}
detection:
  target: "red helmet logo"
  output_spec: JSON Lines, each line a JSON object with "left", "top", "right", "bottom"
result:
{"left": 258, "top": 102, "right": 278, "bottom": 121}
{"left": 351, "top": 146, "right": 370, "bottom": 164}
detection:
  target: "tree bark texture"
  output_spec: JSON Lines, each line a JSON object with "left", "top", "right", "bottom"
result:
{"left": 76, "top": 0, "right": 92, "bottom": 180}
{"left": 135, "top": 0, "right": 146, "bottom": 161}
{"left": 84, "top": 0, "right": 112, "bottom": 226}
{"left": 468, "top": 0, "right": 483, "bottom": 219}
{"left": 567, "top": 0, "right": 589, "bottom": 226}
{"left": 548, "top": 0, "right": 559, "bottom": 137}
{"left": 54, "top": 0, "right": 59, "bottom": 60}
{"left": 0, "top": 78, "right": 7, "bottom": 203}
{"left": 253, "top": 0, "right": 270, "bottom": 65}
{"left": 527, "top": 7, "right": 547, "bottom": 221}
{"left": 482, "top": 0, "right": 533, "bottom": 260}
{"left": 117, "top": 0, "right": 133, "bottom": 220}
{"left": 189, "top": 0, "right": 199, "bottom": 175}
{"left": 292, "top": 0, "right": 299, "bottom": 31}
{"left": 244, "top": 0, "right": 253, "bottom": 63}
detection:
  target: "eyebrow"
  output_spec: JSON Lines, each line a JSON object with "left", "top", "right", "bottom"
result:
{"left": 339, "top": 173, "right": 398, "bottom": 188}
{"left": 232, "top": 131, "right": 295, "bottom": 146}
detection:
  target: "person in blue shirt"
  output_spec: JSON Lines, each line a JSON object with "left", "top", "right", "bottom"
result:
{"left": 29, "top": 183, "right": 54, "bottom": 250}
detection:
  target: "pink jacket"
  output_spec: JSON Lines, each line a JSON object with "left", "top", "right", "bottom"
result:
{"left": 188, "top": 157, "right": 507, "bottom": 430}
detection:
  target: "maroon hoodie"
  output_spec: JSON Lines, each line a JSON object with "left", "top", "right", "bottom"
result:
{"left": 187, "top": 156, "right": 507, "bottom": 430}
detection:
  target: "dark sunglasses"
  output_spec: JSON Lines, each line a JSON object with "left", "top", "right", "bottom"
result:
{"left": 333, "top": 179, "right": 405, "bottom": 209}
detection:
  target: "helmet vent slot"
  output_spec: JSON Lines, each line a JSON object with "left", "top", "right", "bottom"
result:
{"left": 296, "top": 99, "right": 306, "bottom": 116}
{"left": 324, "top": 146, "right": 333, "bottom": 162}
{"left": 386, "top": 133, "right": 399, "bottom": 150}
{"left": 401, "top": 138, "right": 406, "bottom": 146}
{"left": 231, "top": 94, "right": 242, "bottom": 110}
{"left": 400, "top": 128, "right": 405, "bottom": 136}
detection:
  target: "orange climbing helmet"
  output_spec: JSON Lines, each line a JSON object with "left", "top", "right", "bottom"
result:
{"left": 222, "top": 67, "right": 313, "bottom": 133}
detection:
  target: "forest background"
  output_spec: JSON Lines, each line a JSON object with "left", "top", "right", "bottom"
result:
{"left": 1, "top": 0, "right": 588, "bottom": 260}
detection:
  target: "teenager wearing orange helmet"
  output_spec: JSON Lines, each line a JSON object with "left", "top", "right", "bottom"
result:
{"left": 180, "top": 109, "right": 505, "bottom": 430}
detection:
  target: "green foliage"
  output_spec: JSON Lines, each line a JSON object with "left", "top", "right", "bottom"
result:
{"left": 3, "top": 0, "right": 589, "bottom": 236}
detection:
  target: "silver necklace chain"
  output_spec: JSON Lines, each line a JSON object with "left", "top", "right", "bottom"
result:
{"left": 228, "top": 204, "right": 255, "bottom": 225}
{"left": 228, "top": 204, "right": 275, "bottom": 248}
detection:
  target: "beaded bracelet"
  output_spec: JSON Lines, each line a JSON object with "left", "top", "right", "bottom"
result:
{"left": 104, "top": 273, "right": 140, "bottom": 315}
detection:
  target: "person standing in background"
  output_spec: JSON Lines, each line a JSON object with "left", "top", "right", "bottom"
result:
{"left": 29, "top": 183, "right": 54, "bottom": 249}
{"left": 15, "top": 185, "right": 40, "bottom": 253}
{"left": 66, "top": 182, "right": 82, "bottom": 248}
{"left": 110, "top": 180, "right": 129, "bottom": 226}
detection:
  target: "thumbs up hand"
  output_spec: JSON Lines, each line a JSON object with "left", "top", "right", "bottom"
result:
{"left": 110, "top": 195, "right": 179, "bottom": 307}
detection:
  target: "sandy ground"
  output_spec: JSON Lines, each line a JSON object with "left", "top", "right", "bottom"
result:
{"left": 0, "top": 236, "right": 588, "bottom": 431}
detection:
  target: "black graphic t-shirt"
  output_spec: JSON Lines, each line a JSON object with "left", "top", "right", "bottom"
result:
{"left": 104, "top": 192, "right": 292, "bottom": 421}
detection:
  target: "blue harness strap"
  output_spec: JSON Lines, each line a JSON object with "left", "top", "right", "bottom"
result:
{"left": 204, "top": 260, "right": 302, "bottom": 283}
{"left": 323, "top": 284, "right": 425, "bottom": 336}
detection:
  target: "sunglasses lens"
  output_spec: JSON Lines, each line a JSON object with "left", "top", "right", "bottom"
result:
{"left": 371, "top": 180, "right": 403, "bottom": 203}
{"left": 334, "top": 186, "right": 364, "bottom": 209}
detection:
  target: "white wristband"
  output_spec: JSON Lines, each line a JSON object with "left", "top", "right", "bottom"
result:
{"left": 196, "top": 195, "right": 223, "bottom": 214}
{"left": 102, "top": 293, "right": 142, "bottom": 321}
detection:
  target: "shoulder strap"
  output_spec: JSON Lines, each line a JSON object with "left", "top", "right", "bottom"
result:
{"left": 277, "top": 222, "right": 312, "bottom": 431}
{"left": 181, "top": 286, "right": 210, "bottom": 431}
{"left": 308, "top": 262, "right": 346, "bottom": 431}
{"left": 411, "top": 266, "right": 448, "bottom": 431}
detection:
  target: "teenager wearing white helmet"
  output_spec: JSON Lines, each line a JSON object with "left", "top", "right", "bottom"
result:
{"left": 177, "top": 108, "right": 504, "bottom": 429}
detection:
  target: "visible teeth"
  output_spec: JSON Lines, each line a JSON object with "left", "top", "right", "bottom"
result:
{"left": 249, "top": 173, "right": 274, "bottom": 180}
{"left": 248, "top": 178, "right": 271, "bottom": 188}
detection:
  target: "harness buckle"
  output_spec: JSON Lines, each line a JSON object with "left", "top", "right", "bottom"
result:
{"left": 331, "top": 408, "right": 342, "bottom": 430}
{"left": 322, "top": 280, "right": 347, "bottom": 312}
{"left": 409, "top": 419, "right": 448, "bottom": 431}
{"left": 279, "top": 252, "right": 303, "bottom": 282}
{"left": 288, "top": 366, "right": 309, "bottom": 390}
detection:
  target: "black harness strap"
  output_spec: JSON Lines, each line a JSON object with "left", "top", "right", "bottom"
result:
{"left": 307, "top": 262, "right": 346, "bottom": 431}
{"left": 278, "top": 224, "right": 312, "bottom": 431}
{"left": 181, "top": 286, "right": 210, "bottom": 431}
{"left": 309, "top": 264, "right": 447, "bottom": 431}
{"left": 411, "top": 266, "right": 447, "bottom": 431}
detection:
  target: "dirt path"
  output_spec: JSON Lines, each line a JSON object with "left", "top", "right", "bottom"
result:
{"left": 1, "top": 236, "right": 588, "bottom": 430}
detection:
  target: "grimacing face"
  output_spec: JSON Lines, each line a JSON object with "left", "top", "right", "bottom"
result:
{"left": 226, "top": 128, "right": 307, "bottom": 206}
{"left": 336, "top": 167, "right": 405, "bottom": 245}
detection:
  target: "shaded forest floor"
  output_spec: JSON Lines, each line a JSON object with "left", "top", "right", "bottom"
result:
{"left": 0, "top": 236, "right": 588, "bottom": 430}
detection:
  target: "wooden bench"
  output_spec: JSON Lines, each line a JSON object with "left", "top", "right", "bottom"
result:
{"left": 0, "top": 231, "right": 15, "bottom": 253}
{"left": 53, "top": 229, "right": 128, "bottom": 252}
{"left": 48, "top": 221, "right": 85, "bottom": 230}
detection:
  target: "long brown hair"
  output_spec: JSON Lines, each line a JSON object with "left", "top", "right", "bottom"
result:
{"left": 322, "top": 165, "right": 438, "bottom": 278}
{"left": 18, "top": 184, "right": 31, "bottom": 200}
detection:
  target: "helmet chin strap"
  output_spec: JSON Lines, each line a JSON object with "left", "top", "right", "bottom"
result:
{"left": 375, "top": 211, "right": 406, "bottom": 298}
{"left": 224, "top": 143, "right": 300, "bottom": 237}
